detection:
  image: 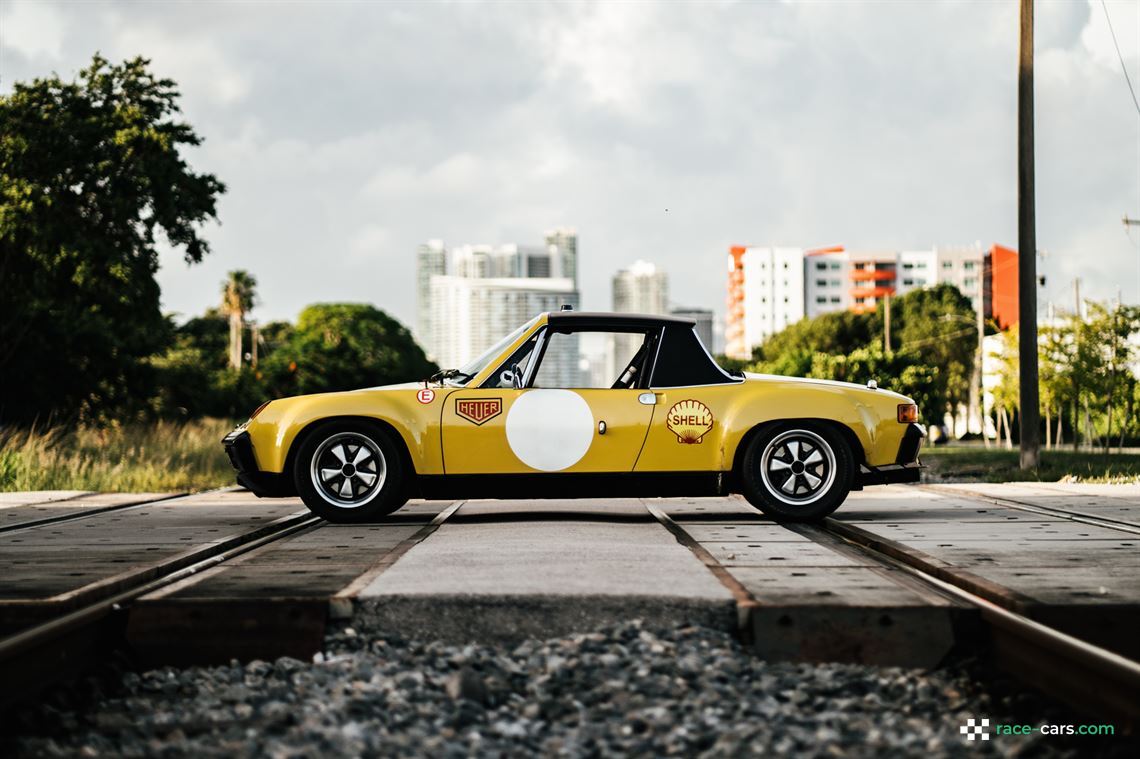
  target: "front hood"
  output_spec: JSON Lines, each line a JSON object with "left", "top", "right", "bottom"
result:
{"left": 356, "top": 381, "right": 427, "bottom": 392}
{"left": 743, "top": 372, "right": 911, "bottom": 401}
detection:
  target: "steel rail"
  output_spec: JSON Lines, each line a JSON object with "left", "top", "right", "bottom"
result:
{"left": 0, "top": 513, "right": 323, "bottom": 708}
{"left": 0, "top": 486, "right": 242, "bottom": 534}
{"left": 0, "top": 514, "right": 321, "bottom": 663}
{"left": 917, "top": 483, "right": 1140, "bottom": 537}
{"left": 818, "top": 517, "right": 1140, "bottom": 726}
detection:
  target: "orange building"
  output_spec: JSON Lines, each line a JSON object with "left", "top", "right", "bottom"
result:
{"left": 987, "top": 244, "right": 1019, "bottom": 329}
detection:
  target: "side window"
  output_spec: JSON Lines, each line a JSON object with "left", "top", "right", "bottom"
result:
{"left": 530, "top": 330, "right": 652, "bottom": 389}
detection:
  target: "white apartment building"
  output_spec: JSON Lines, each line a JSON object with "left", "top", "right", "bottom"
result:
{"left": 805, "top": 251, "right": 848, "bottom": 318}
{"left": 725, "top": 243, "right": 993, "bottom": 360}
{"left": 725, "top": 246, "right": 805, "bottom": 359}
{"left": 931, "top": 244, "right": 987, "bottom": 312}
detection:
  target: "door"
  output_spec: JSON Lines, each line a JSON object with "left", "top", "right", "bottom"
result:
{"left": 441, "top": 328, "right": 656, "bottom": 474}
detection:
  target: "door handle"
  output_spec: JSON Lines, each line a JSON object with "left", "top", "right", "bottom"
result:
{"left": 638, "top": 392, "right": 656, "bottom": 406}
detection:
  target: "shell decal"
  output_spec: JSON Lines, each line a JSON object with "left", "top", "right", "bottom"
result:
{"left": 666, "top": 399, "right": 714, "bottom": 444}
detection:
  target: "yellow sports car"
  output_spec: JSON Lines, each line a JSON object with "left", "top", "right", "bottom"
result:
{"left": 222, "top": 309, "right": 923, "bottom": 523}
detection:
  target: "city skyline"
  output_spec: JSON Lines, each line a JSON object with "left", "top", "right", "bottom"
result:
{"left": 3, "top": 1, "right": 1134, "bottom": 328}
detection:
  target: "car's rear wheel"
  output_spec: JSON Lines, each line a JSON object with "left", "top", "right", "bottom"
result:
{"left": 293, "top": 420, "right": 406, "bottom": 523}
{"left": 740, "top": 423, "right": 853, "bottom": 521}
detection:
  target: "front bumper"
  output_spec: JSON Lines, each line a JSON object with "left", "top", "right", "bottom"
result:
{"left": 221, "top": 429, "right": 292, "bottom": 497}
{"left": 855, "top": 423, "right": 925, "bottom": 487}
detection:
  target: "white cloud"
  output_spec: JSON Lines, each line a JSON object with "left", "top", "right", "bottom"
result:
{"left": 0, "top": 0, "right": 65, "bottom": 60}
{"left": 1080, "top": 0, "right": 1139, "bottom": 70}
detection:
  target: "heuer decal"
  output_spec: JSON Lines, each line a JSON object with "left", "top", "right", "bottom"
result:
{"left": 666, "top": 399, "right": 714, "bottom": 444}
{"left": 456, "top": 397, "right": 503, "bottom": 426}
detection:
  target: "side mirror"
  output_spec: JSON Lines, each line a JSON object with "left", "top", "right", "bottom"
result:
{"left": 510, "top": 362, "right": 523, "bottom": 389}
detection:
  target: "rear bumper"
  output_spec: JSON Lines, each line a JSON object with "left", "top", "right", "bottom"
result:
{"left": 221, "top": 429, "right": 293, "bottom": 497}
{"left": 856, "top": 423, "right": 925, "bottom": 487}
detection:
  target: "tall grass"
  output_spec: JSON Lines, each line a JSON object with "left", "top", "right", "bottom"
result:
{"left": 0, "top": 419, "right": 236, "bottom": 493}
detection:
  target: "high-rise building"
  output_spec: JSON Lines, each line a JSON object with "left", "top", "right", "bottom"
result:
{"left": 545, "top": 228, "right": 578, "bottom": 285}
{"left": 611, "top": 260, "right": 669, "bottom": 377}
{"left": 612, "top": 260, "right": 668, "bottom": 315}
{"left": 416, "top": 240, "right": 446, "bottom": 354}
{"left": 670, "top": 307, "right": 714, "bottom": 351}
{"left": 416, "top": 232, "right": 580, "bottom": 378}
{"left": 428, "top": 276, "right": 579, "bottom": 384}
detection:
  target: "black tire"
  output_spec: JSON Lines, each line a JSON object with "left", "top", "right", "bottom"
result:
{"left": 292, "top": 420, "right": 407, "bottom": 523}
{"left": 739, "top": 422, "right": 854, "bottom": 521}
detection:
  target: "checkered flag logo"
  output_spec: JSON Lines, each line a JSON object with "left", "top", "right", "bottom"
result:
{"left": 960, "top": 717, "right": 990, "bottom": 741}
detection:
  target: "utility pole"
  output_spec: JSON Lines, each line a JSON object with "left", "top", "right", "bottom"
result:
{"left": 1127, "top": 217, "right": 1139, "bottom": 301}
{"left": 1018, "top": 0, "right": 1040, "bottom": 469}
{"left": 883, "top": 294, "right": 892, "bottom": 353}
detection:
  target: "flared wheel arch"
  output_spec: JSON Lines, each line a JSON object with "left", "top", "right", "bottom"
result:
{"left": 731, "top": 418, "right": 865, "bottom": 491}
{"left": 285, "top": 416, "right": 418, "bottom": 498}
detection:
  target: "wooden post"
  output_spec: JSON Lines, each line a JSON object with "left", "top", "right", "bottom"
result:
{"left": 883, "top": 294, "right": 892, "bottom": 353}
{"left": 978, "top": 255, "right": 989, "bottom": 447}
{"left": 1017, "top": 0, "right": 1041, "bottom": 469}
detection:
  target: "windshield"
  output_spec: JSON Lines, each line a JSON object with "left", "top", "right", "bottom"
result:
{"left": 448, "top": 316, "right": 541, "bottom": 386}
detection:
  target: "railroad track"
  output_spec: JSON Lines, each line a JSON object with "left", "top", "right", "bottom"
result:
{"left": 646, "top": 499, "right": 1140, "bottom": 726}
{"left": 4, "top": 488, "right": 1138, "bottom": 731}
{"left": 814, "top": 517, "right": 1140, "bottom": 725}
{"left": 0, "top": 487, "right": 240, "bottom": 534}
{"left": 0, "top": 506, "right": 320, "bottom": 707}
{"left": 0, "top": 497, "right": 466, "bottom": 708}
{"left": 917, "top": 482, "right": 1140, "bottom": 536}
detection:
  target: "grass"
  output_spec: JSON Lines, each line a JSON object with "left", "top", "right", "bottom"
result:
{"left": 921, "top": 446, "right": 1140, "bottom": 484}
{"left": 0, "top": 419, "right": 236, "bottom": 493}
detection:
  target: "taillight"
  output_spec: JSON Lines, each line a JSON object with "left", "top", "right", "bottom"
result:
{"left": 897, "top": 404, "right": 918, "bottom": 424}
{"left": 250, "top": 401, "right": 270, "bottom": 420}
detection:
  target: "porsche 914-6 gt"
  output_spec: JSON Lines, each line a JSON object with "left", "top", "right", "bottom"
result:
{"left": 222, "top": 309, "right": 923, "bottom": 522}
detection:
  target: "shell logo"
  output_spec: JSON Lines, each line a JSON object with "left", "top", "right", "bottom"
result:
{"left": 666, "top": 399, "right": 714, "bottom": 444}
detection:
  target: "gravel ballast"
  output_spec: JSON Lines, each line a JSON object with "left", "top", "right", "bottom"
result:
{"left": 6, "top": 621, "right": 1132, "bottom": 757}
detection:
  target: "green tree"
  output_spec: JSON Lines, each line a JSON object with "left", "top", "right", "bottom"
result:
{"left": 221, "top": 270, "right": 257, "bottom": 370}
{"left": 0, "top": 55, "right": 224, "bottom": 423}
{"left": 879, "top": 285, "right": 978, "bottom": 420}
{"left": 262, "top": 304, "right": 437, "bottom": 396}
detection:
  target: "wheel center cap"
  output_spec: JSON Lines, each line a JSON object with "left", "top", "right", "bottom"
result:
{"left": 791, "top": 461, "right": 806, "bottom": 475}
{"left": 342, "top": 464, "right": 357, "bottom": 477}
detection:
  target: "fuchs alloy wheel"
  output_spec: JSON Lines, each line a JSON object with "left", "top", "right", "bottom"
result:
{"left": 293, "top": 421, "right": 406, "bottom": 523}
{"left": 740, "top": 423, "right": 853, "bottom": 521}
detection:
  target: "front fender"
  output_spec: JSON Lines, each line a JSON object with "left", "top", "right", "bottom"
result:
{"left": 244, "top": 387, "right": 444, "bottom": 475}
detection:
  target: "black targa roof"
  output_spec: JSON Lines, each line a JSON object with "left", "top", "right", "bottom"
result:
{"left": 544, "top": 311, "right": 737, "bottom": 388}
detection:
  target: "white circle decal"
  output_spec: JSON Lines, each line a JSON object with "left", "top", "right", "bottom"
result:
{"left": 506, "top": 390, "right": 593, "bottom": 471}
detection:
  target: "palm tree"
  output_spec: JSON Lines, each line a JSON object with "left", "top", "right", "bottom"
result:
{"left": 221, "top": 270, "right": 258, "bottom": 370}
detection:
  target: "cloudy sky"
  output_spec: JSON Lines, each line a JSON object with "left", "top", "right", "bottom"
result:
{"left": 2, "top": 0, "right": 1138, "bottom": 333}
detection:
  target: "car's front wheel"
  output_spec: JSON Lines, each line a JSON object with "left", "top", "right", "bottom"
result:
{"left": 293, "top": 421, "right": 406, "bottom": 523}
{"left": 740, "top": 423, "right": 853, "bottom": 521}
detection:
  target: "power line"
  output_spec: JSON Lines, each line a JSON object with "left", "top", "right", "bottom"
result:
{"left": 1100, "top": 0, "right": 1140, "bottom": 118}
